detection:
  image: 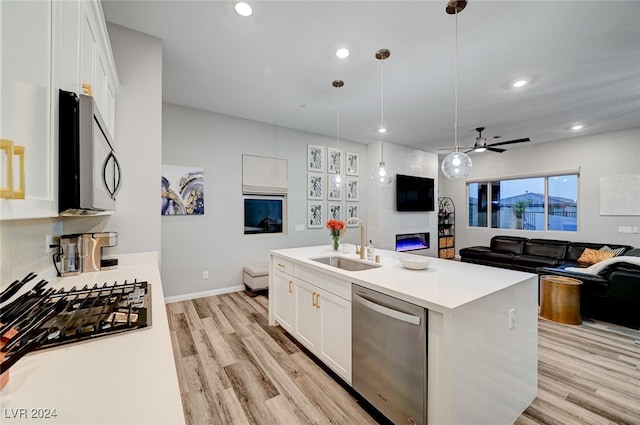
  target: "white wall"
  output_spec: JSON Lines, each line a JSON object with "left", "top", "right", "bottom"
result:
{"left": 161, "top": 103, "right": 368, "bottom": 298}
{"left": 439, "top": 127, "right": 640, "bottom": 253}
{"left": 367, "top": 141, "right": 439, "bottom": 256}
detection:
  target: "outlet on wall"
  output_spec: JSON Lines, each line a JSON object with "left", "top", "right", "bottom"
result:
{"left": 508, "top": 308, "right": 516, "bottom": 330}
{"left": 45, "top": 235, "right": 56, "bottom": 253}
{"left": 202, "top": 271, "right": 209, "bottom": 279}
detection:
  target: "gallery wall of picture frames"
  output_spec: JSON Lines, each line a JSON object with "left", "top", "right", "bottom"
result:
{"left": 307, "top": 144, "right": 360, "bottom": 229}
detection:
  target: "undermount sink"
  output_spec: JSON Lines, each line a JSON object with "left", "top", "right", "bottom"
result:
{"left": 312, "top": 256, "right": 380, "bottom": 272}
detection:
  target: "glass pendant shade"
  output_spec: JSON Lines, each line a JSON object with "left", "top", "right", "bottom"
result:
{"left": 441, "top": 151, "right": 472, "bottom": 179}
{"left": 329, "top": 173, "right": 344, "bottom": 190}
{"left": 371, "top": 161, "right": 393, "bottom": 186}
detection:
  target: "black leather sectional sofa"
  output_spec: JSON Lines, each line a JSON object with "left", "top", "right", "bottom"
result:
{"left": 460, "top": 236, "right": 639, "bottom": 329}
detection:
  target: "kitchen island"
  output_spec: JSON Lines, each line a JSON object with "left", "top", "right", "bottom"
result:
{"left": 269, "top": 245, "right": 538, "bottom": 425}
{"left": 1, "top": 252, "right": 185, "bottom": 425}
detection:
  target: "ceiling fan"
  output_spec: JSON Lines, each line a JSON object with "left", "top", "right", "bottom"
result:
{"left": 467, "top": 127, "right": 530, "bottom": 153}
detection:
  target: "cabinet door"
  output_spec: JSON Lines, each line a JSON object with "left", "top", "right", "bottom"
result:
{"left": 0, "top": 0, "right": 56, "bottom": 219}
{"left": 317, "top": 288, "right": 352, "bottom": 383}
{"left": 293, "top": 279, "right": 319, "bottom": 352}
{"left": 272, "top": 269, "right": 294, "bottom": 333}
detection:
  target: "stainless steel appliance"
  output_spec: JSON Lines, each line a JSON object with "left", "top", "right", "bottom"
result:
{"left": 352, "top": 284, "right": 428, "bottom": 425}
{"left": 53, "top": 232, "right": 118, "bottom": 276}
{"left": 58, "top": 89, "right": 122, "bottom": 216}
{"left": 1, "top": 274, "right": 151, "bottom": 374}
{"left": 57, "top": 234, "right": 83, "bottom": 276}
{"left": 81, "top": 232, "right": 119, "bottom": 272}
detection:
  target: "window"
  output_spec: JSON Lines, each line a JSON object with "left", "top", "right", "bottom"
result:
{"left": 468, "top": 173, "right": 578, "bottom": 231}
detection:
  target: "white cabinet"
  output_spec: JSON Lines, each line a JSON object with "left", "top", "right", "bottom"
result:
{"left": 0, "top": 0, "right": 56, "bottom": 219}
{"left": 58, "top": 0, "right": 118, "bottom": 136}
{"left": 272, "top": 268, "right": 294, "bottom": 333}
{"left": 0, "top": 0, "right": 118, "bottom": 220}
{"left": 293, "top": 267, "right": 352, "bottom": 383}
{"left": 270, "top": 255, "right": 352, "bottom": 383}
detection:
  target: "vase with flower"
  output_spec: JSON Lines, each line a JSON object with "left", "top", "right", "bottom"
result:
{"left": 326, "top": 219, "right": 346, "bottom": 251}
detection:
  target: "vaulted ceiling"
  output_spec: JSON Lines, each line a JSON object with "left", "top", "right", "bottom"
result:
{"left": 102, "top": 0, "right": 640, "bottom": 154}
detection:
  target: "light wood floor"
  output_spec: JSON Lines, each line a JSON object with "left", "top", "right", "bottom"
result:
{"left": 167, "top": 291, "right": 640, "bottom": 425}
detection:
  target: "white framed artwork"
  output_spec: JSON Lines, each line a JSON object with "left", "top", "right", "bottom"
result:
{"left": 328, "top": 203, "right": 342, "bottom": 221}
{"left": 347, "top": 204, "right": 359, "bottom": 227}
{"left": 328, "top": 180, "right": 342, "bottom": 201}
{"left": 307, "top": 173, "right": 324, "bottom": 200}
{"left": 307, "top": 202, "right": 323, "bottom": 228}
{"left": 346, "top": 152, "right": 359, "bottom": 176}
{"left": 327, "top": 147, "right": 342, "bottom": 174}
{"left": 346, "top": 178, "right": 359, "bottom": 201}
{"left": 307, "top": 144, "right": 325, "bottom": 172}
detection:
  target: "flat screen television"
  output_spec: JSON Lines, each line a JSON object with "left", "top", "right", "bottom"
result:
{"left": 244, "top": 196, "right": 285, "bottom": 235}
{"left": 396, "top": 174, "right": 435, "bottom": 212}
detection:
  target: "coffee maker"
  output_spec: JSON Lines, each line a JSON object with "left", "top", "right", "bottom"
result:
{"left": 55, "top": 232, "right": 118, "bottom": 276}
{"left": 57, "top": 234, "right": 83, "bottom": 276}
{"left": 81, "top": 232, "right": 119, "bottom": 272}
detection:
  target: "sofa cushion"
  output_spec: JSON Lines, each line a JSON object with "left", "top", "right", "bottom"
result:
{"left": 523, "top": 239, "right": 568, "bottom": 259}
{"left": 514, "top": 255, "right": 562, "bottom": 269}
{"left": 490, "top": 236, "right": 526, "bottom": 255}
{"left": 566, "top": 242, "right": 633, "bottom": 261}
{"left": 458, "top": 246, "right": 492, "bottom": 260}
{"left": 578, "top": 248, "right": 615, "bottom": 265}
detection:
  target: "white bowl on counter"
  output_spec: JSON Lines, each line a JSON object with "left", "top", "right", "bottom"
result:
{"left": 399, "top": 256, "right": 432, "bottom": 270}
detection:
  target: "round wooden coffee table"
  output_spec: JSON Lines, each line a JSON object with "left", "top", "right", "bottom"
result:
{"left": 539, "top": 275, "right": 583, "bottom": 325}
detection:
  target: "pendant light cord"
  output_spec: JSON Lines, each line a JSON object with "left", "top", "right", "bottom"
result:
{"left": 454, "top": 8, "right": 459, "bottom": 153}
{"left": 336, "top": 89, "right": 340, "bottom": 150}
{"left": 380, "top": 55, "right": 385, "bottom": 163}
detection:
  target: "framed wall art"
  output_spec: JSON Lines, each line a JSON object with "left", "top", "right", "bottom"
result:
{"left": 161, "top": 164, "right": 205, "bottom": 215}
{"left": 328, "top": 181, "right": 342, "bottom": 201}
{"left": 307, "top": 144, "right": 325, "bottom": 172}
{"left": 328, "top": 203, "right": 342, "bottom": 221}
{"left": 307, "top": 202, "right": 323, "bottom": 228}
{"left": 347, "top": 204, "right": 359, "bottom": 227}
{"left": 346, "top": 152, "right": 359, "bottom": 176}
{"left": 327, "top": 147, "right": 342, "bottom": 174}
{"left": 307, "top": 173, "right": 324, "bottom": 200}
{"left": 346, "top": 178, "right": 359, "bottom": 201}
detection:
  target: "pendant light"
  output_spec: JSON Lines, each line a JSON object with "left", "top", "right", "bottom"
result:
{"left": 329, "top": 80, "right": 345, "bottom": 191}
{"left": 441, "top": 0, "right": 472, "bottom": 180}
{"left": 371, "top": 48, "right": 393, "bottom": 186}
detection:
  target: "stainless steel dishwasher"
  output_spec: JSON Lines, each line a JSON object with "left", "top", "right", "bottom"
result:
{"left": 352, "top": 284, "right": 427, "bottom": 425}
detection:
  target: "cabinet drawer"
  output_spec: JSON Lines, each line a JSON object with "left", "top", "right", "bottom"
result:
{"left": 272, "top": 256, "right": 294, "bottom": 276}
{"left": 295, "top": 265, "right": 351, "bottom": 301}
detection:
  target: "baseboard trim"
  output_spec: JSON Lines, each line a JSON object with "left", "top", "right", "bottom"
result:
{"left": 164, "top": 285, "right": 245, "bottom": 304}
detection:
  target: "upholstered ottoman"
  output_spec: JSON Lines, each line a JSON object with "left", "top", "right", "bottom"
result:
{"left": 243, "top": 263, "right": 269, "bottom": 296}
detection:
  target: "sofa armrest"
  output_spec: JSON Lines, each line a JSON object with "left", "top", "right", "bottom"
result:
{"left": 536, "top": 267, "right": 608, "bottom": 285}
{"left": 607, "top": 270, "right": 640, "bottom": 299}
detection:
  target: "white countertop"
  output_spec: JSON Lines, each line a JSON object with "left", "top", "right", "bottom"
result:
{"left": 271, "top": 245, "right": 536, "bottom": 311}
{"left": 1, "top": 252, "right": 185, "bottom": 425}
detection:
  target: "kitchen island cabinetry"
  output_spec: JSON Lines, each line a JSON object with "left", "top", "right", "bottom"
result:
{"left": 269, "top": 246, "right": 538, "bottom": 425}
{"left": 272, "top": 257, "right": 294, "bottom": 333}
{"left": 270, "top": 255, "right": 352, "bottom": 383}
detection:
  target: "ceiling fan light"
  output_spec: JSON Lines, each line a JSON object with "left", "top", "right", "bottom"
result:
{"left": 474, "top": 147, "right": 487, "bottom": 153}
{"left": 441, "top": 152, "right": 472, "bottom": 179}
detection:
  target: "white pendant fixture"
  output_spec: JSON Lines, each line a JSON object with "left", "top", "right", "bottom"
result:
{"left": 371, "top": 48, "right": 393, "bottom": 186}
{"left": 329, "top": 80, "right": 345, "bottom": 191}
{"left": 441, "top": 0, "right": 472, "bottom": 180}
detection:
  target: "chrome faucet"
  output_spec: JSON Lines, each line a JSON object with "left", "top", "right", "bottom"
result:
{"left": 347, "top": 218, "right": 366, "bottom": 260}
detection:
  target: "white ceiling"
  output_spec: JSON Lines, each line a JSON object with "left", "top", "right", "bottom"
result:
{"left": 102, "top": 0, "right": 640, "bottom": 154}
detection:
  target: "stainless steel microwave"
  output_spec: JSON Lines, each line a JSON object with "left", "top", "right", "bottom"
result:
{"left": 58, "top": 90, "right": 122, "bottom": 216}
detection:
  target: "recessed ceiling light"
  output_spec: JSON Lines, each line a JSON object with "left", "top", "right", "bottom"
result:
{"left": 235, "top": 2, "right": 252, "bottom": 17}
{"left": 571, "top": 125, "right": 584, "bottom": 131}
{"left": 336, "top": 48, "right": 350, "bottom": 59}
{"left": 512, "top": 80, "right": 527, "bottom": 88}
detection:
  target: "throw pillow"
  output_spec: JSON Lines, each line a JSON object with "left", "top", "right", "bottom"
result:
{"left": 578, "top": 248, "right": 615, "bottom": 265}
{"left": 599, "top": 245, "right": 627, "bottom": 256}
